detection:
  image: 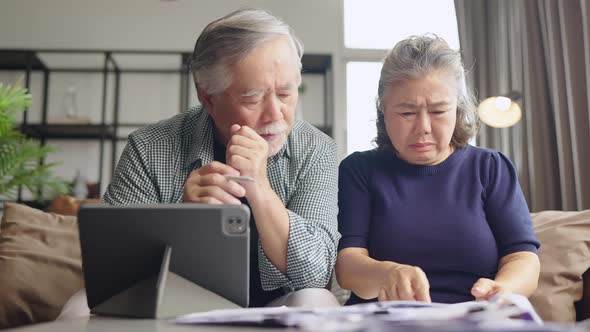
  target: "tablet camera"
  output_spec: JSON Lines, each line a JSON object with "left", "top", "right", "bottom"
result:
{"left": 224, "top": 216, "right": 246, "bottom": 234}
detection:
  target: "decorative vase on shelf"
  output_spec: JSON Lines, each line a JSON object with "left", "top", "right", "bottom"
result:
{"left": 72, "top": 170, "right": 88, "bottom": 199}
{"left": 48, "top": 84, "right": 90, "bottom": 124}
{"left": 64, "top": 84, "right": 79, "bottom": 119}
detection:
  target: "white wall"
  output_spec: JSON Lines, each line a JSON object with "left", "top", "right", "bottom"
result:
{"left": 0, "top": 0, "right": 348, "bottom": 198}
{"left": 0, "top": 0, "right": 341, "bottom": 53}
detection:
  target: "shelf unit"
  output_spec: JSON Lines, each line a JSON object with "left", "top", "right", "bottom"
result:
{"left": 0, "top": 49, "right": 333, "bottom": 200}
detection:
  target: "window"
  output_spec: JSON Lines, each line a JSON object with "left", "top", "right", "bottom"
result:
{"left": 344, "top": 0, "right": 460, "bottom": 154}
{"left": 346, "top": 62, "right": 382, "bottom": 154}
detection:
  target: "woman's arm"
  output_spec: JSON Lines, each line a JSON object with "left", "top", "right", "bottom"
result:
{"left": 336, "top": 152, "right": 429, "bottom": 303}
{"left": 471, "top": 251, "right": 540, "bottom": 300}
{"left": 336, "top": 247, "right": 431, "bottom": 302}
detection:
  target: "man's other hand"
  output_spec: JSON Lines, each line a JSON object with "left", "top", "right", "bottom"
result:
{"left": 182, "top": 161, "right": 245, "bottom": 204}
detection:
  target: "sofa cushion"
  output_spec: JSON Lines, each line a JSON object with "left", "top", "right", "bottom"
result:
{"left": 45, "top": 195, "right": 101, "bottom": 217}
{"left": 529, "top": 210, "right": 590, "bottom": 322}
{"left": 0, "top": 203, "right": 84, "bottom": 329}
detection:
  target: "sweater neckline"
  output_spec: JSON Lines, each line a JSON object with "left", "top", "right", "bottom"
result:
{"left": 383, "top": 145, "right": 469, "bottom": 176}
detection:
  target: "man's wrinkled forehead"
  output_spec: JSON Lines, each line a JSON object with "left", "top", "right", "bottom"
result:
{"left": 227, "top": 39, "right": 301, "bottom": 82}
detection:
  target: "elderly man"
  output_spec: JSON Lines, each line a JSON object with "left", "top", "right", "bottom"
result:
{"left": 59, "top": 9, "right": 339, "bottom": 317}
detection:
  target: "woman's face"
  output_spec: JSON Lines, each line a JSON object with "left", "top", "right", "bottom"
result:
{"left": 382, "top": 70, "right": 457, "bottom": 165}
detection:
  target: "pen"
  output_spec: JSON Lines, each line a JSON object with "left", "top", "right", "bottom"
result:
{"left": 224, "top": 175, "right": 255, "bottom": 183}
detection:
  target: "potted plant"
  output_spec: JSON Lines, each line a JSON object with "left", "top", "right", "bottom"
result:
{"left": 0, "top": 81, "right": 69, "bottom": 202}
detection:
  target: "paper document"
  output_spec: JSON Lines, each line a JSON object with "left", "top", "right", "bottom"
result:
{"left": 175, "top": 306, "right": 294, "bottom": 325}
{"left": 173, "top": 294, "right": 549, "bottom": 330}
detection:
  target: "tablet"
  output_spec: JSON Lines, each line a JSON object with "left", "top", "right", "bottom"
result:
{"left": 78, "top": 203, "right": 250, "bottom": 318}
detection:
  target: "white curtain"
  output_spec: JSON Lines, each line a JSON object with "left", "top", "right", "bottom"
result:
{"left": 455, "top": 0, "right": 590, "bottom": 211}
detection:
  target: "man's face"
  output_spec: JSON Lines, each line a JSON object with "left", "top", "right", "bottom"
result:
{"left": 203, "top": 37, "right": 300, "bottom": 156}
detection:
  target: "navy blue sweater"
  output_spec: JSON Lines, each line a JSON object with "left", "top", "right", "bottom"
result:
{"left": 338, "top": 145, "right": 540, "bottom": 305}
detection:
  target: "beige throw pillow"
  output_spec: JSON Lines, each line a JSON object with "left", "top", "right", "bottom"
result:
{"left": 0, "top": 203, "right": 84, "bottom": 329}
{"left": 529, "top": 210, "right": 590, "bottom": 322}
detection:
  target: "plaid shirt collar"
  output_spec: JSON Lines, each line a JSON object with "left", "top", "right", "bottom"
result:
{"left": 185, "top": 107, "right": 291, "bottom": 170}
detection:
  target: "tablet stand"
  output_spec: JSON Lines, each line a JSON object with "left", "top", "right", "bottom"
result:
{"left": 90, "top": 245, "right": 240, "bottom": 318}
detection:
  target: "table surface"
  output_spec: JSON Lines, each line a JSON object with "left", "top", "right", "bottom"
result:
{"left": 6, "top": 313, "right": 586, "bottom": 332}
{"left": 5, "top": 316, "right": 296, "bottom": 332}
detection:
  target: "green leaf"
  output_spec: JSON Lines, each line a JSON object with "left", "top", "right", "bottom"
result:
{"left": 0, "top": 80, "right": 69, "bottom": 201}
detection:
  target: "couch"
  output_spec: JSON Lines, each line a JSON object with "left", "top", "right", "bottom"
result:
{"left": 0, "top": 197, "right": 589, "bottom": 329}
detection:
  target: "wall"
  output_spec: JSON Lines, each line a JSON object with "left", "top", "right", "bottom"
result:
{"left": 0, "top": 0, "right": 347, "bottom": 198}
{"left": 0, "top": 0, "right": 340, "bottom": 53}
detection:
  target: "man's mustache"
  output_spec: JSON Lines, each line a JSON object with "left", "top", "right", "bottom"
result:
{"left": 257, "top": 122, "right": 288, "bottom": 136}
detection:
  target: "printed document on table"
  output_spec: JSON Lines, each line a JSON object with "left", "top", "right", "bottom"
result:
{"left": 173, "top": 294, "right": 543, "bottom": 327}
{"left": 175, "top": 306, "right": 294, "bottom": 325}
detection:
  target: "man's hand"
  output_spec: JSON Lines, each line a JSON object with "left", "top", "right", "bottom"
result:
{"left": 182, "top": 161, "right": 246, "bottom": 204}
{"left": 378, "top": 263, "right": 431, "bottom": 302}
{"left": 226, "top": 124, "right": 272, "bottom": 199}
{"left": 471, "top": 278, "right": 511, "bottom": 301}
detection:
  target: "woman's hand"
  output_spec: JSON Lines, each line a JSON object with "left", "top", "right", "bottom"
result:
{"left": 471, "top": 278, "right": 511, "bottom": 300}
{"left": 470, "top": 251, "right": 540, "bottom": 301}
{"left": 378, "top": 263, "right": 431, "bottom": 302}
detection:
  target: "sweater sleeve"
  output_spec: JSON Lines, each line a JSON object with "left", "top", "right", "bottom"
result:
{"left": 483, "top": 152, "right": 540, "bottom": 257}
{"left": 338, "top": 152, "right": 373, "bottom": 250}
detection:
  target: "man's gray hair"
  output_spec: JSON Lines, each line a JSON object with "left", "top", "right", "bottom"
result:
{"left": 190, "top": 8, "right": 303, "bottom": 98}
{"left": 375, "top": 35, "right": 479, "bottom": 150}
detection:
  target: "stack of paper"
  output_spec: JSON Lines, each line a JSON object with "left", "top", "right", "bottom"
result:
{"left": 173, "top": 294, "right": 569, "bottom": 331}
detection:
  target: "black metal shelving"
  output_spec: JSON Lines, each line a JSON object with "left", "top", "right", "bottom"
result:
{"left": 20, "top": 124, "right": 116, "bottom": 139}
{"left": 0, "top": 49, "right": 333, "bottom": 200}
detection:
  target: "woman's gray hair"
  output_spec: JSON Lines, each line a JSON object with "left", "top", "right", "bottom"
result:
{"left": 375, "top": 35, "right": 479, "bottom": 150}
{"left": 190, "top": 8, "right": 303, "bottom": 98}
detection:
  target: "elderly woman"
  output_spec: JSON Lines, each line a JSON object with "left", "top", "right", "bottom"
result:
{"left": 336, "top": 35, "right": 540, "bottom": 305}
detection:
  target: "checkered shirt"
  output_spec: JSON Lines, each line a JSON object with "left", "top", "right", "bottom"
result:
{"left": 103, "top": 107, "right": 340, "bottom": 291}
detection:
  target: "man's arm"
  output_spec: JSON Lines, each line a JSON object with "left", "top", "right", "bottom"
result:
{"left": 254, "top": 141, "right": 340, "bottom": 291}
{"left": 246, "top": 184, "right": 290, "bottom": 273}
{"left": 226, "top": 125, "right": 339, "bottom": 291}
{"left": 103, "top": 135, "right": 160, "bottom": 205}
